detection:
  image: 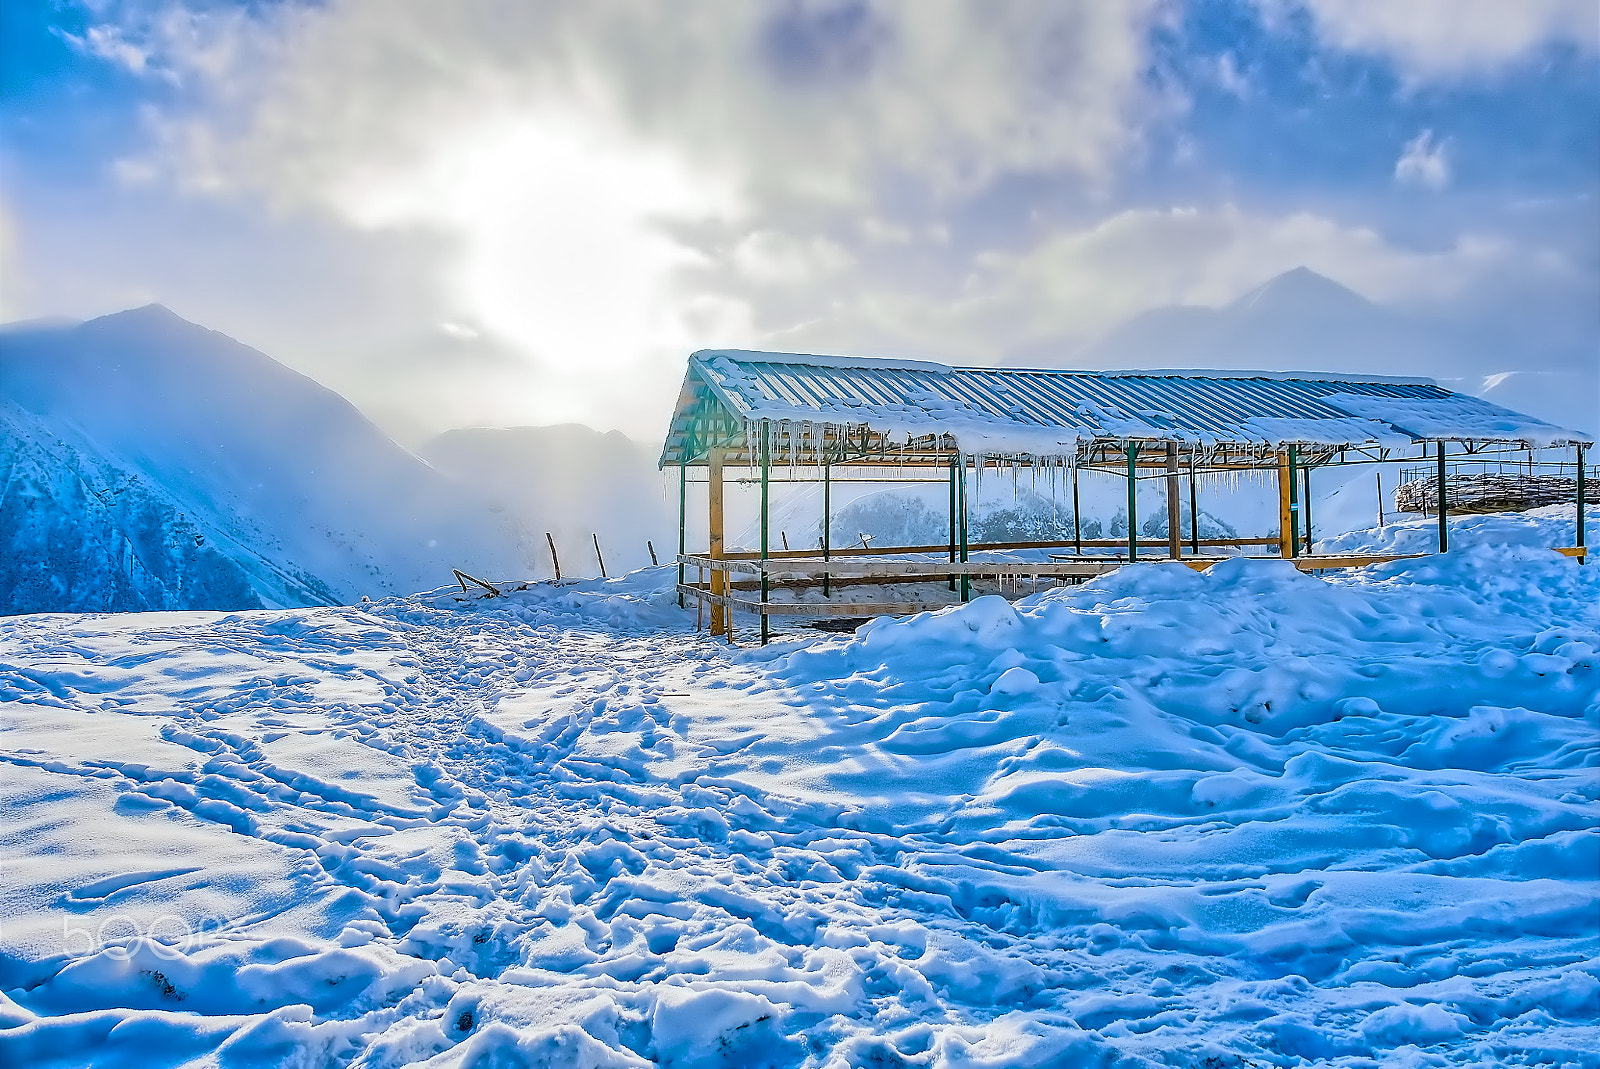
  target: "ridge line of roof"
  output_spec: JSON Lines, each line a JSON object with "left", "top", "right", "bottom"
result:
{"left": 692, "top": 349, "right": 1438, "bottom": 388}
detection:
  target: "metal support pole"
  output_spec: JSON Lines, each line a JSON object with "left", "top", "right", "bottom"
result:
{"left": 1287, "top": 445, "right": 1301, "bottom": 558}
{"left": 1302, "top": 463, "right": 1313, "bottom": 554}
{"left": 1071, "top": 461, "right": 1082, "bottom": 555}
{"left": 958, "top": 452, "right": 970, "bottom": 602}
{"left": 1126, "top": 443, "right": 1139, "bottom": 562}
{"left": 760, "top": 421, "right": 771, "bottom": 646}
{"left": 1578, "top": 443, "right": 1587, "bottom": 565}
{"left": 1188, "top": 453, "right": 1199, "bottom": 555}
{"left": 948, "top": 452, "right": 958, "bottom": 591}
{"left": 708, "top": 448, "right": 726, "bottom": 637}
{"left": 676, "top": 462, "right": 686, "bottom": 608}
{"left": 1437, "top": 440, "right": 1449, "bottom": 553}
{"left": 1166, "top": 442, "right": 1181, "bottom": 560}
{"left": 822, "top": 457, "right": 832, "bottom": 596}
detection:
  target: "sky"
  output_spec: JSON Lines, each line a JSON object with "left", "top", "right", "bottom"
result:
{"left": 2, "top": 0, "right": 1596, "bottom": 446}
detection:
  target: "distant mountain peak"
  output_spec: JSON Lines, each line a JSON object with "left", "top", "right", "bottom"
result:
{"left": 91, "top": 303, "right": 190, "bottom": 329}
{"left": 1227, "top": 266, "right": 1375, "bottom": 315}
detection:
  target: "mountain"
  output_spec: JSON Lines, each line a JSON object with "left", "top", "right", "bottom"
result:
{"left": 1476, "top": 370, "right": 1599, "bottom": 439}
{"left": 0, "top": 306, "right": 523, "bottom": 613}
{"left": 1067, "top": 267, "right": 1456, "bottom": 377}
{"left": 1053, "top": 267, "right": 1594, "bottom": 433}
{"left": 421, "top": 424, "right": 672, "bottom": 576}
{"left": 0, "top": 396, "right": 340, "bottom": 613}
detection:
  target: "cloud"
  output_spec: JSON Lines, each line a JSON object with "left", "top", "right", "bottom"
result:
{"left": 779, "top": 204, "right": 1559, "bottom": 362}
{"left": 130, "top": 1, "right": 1166, "bottom": 207}
{"left": 0, "top": 198, "right": 21, "bottom": 321}
{"left": 1214, "top": 52, "right": 1251, "bottom": 99}
{"left": 731, "top": 231, "right": 854, "bottom": 286}
{"left": 1394, "top": 130, "right": 1451, "bottom": 190}
{"left": 1288, "top": 0, "right": 1598, "bottom": 80}
{"left": 85, "top": 0, "right": 1169, "bottom": 432}
{"left": 68, "top": 24, "right": 152, "bottom": 72}
{"left": 42, "top": 0, "right": 1594, "bottom": 445}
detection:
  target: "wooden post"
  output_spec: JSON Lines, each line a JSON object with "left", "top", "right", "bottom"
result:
{"left": 1165, "top": 442, "right": 1181, "bottom": 560}
{"left": 593, "top": 533, "right": 607, "bottom": 578}
{"left": 1377, "top": 470, "right": 1385, "bottom": 528}
{"left": 708, "top": 448, "right": 726, "bottom": 637}
{"left": 1126, "top": 444, "right": 1139, "bottom": 562}
{"left": 1436, "top": 440, "right": 1448, "bottom": 553}
{"left": 1277, "top": 451, "right": 1293, "bottom": 558}
{"left": 546, "top": 532, "right": 562, "bottom": 582}
{"left": 648, "top": 540, "right": 658, "bottom": 566}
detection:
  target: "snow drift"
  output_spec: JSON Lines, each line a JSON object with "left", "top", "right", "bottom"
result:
{"left": 0, "top": 509, "right": 1595, "bottom": 1066}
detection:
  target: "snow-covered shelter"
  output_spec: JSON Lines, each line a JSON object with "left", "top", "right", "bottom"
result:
{"left": 660, "top": 350, "right": 1592, "bottom": 642}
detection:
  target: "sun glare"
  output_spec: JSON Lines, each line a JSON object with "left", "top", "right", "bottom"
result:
{"left": 344, "top": 111, "right": 741, "bottom": 386}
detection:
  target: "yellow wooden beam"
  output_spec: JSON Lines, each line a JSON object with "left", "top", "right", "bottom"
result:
{"left": 1276, "top": 451, "right": 1293, "bottom": 558}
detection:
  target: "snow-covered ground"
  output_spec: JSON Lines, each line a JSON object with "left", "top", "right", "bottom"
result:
{"left": 2, "top": 509, "right": 1596, "bottom": 1067}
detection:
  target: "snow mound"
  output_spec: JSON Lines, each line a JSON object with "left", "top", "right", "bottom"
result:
{"left": 1316, "top": 502, "right": 1596, "bottom": 557}
{"left": 2, "top": 510, "right": 1596, "bottom": 1065}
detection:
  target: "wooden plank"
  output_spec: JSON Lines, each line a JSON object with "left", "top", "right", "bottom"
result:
{"left": 1277, "top": 451, "right": 1293, "bottom": 560}
{"left": 718, "top": 536, "right": 1279, "bottom": 560}
{"left": 1176, "top": 553, "right": 1428, "bottom": 572}
{"left": 680, "top": 555, "right": 1130, "bottom": 578}
{"left": 719, "top": 573, "right": 1079, "bottom": 593}
{"left": 681, "top": 547, "right": 1581, "bottom": 623}
{"left": 678, "top": 585, "right": 955, "bottom": 616}
{"left": 686, "top": 550, "right": 1457, "bottom": 582}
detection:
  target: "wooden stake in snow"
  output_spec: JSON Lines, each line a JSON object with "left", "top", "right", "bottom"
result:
{"left": 452, "top": 569, "right": 501, "bottom": 597}
{"left": 1377, "top": 472, "right": 1385, "bottom": 528}
{"left": 546, "top": 533, "right": 562, "bottom": 582}
{"left": 781, "top": 531, "right": 790, "bottom": 551}
{"left": 593, "top": 533, "right": 607, "bottom": 578}
{"left": 647, "top": 540, "right": 658, "bottom": 566}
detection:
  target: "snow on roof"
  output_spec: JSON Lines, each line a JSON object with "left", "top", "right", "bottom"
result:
{"left": 661, "top": 350, "right": 1591, "bottom": 464}
{"left": 1099, "top": 367, "right": 1437, "bottom": 386}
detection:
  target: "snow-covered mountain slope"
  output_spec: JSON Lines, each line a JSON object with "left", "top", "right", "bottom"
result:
{"left": 1055, "top": 267, "right": 1596, "bottom": 434}
{"left": 0, "top": 306, "right": 524, "bottom": 612}
{"left": 1060, "top": 267, "right": 1448, "bottom": 376}
{"left": 0, "top": 397, "right": 337, "bottom": 613}
{"left": 1477, "top": 370, "right": 1598, "bottom": 439}
{"left": 1, "top": 508, "right": 1594, "bottom": 1065}
{"left": 421, "top": 424, "right": 673, "bottom": 577}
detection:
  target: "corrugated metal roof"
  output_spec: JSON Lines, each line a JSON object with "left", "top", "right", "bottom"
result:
{"left": 660, "top": 349, "right": 1589, "bottom": 465}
